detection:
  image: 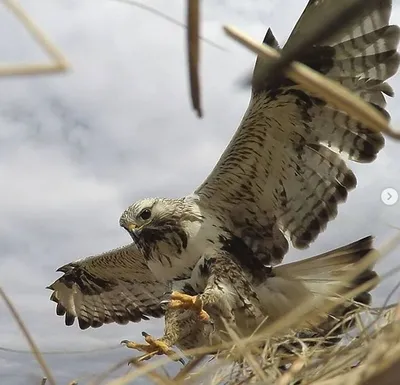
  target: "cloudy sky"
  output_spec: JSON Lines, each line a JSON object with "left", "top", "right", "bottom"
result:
{"left": 1, "top": 0, "right": 400, "bottom": 384}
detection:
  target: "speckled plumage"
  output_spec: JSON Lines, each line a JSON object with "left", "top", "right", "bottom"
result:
{"left": 48, "top": 0, "right": 398, "bottom": 355}
{"left": 47, "top": 244, "right": 167, "bottom": 329}
{"left": 154, "top": 236, "right": 379, "bottom": 353}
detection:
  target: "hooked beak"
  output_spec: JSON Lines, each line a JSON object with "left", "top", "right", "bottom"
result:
{"left": 126, "top": 224, "right": 142, "bottom": 242}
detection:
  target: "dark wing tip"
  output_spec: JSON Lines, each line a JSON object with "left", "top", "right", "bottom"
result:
{"left": 263, "top": 28, "right": 280, "bottom": 49}
{"left": 65, "top": 313, "right": 76, "bottom": 326}
{"left": 56, "top": 263, "right": 73, "bottom": 273}
{"left": 91, "top": 320, "right": 103, "bottom": 328}
{"left": 56, "top": 302, "right": 65, "bottom": 316}
{"left": 50, "top": 291, "right": 58, "bottom": 303}
{"left": 78, "top": 318, "right": 91, "bottom": 330}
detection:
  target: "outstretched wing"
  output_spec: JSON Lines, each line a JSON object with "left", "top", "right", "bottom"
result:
{"left": 47, "top": 244, "right": 168, "bottom": 329}
{"left": 196, "top": 0, "right": 399, "bottom": 266}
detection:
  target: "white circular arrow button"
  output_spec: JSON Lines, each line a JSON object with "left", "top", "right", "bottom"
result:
{"left": 381, "top": 188, "right": 399, "bottom": 206}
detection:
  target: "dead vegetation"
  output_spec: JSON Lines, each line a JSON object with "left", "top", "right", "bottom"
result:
{"left": 1, "top": 1, "right": 400, "bottom": 384}
{"left": 2, "top": 235, "right": 400, "bottom": 385}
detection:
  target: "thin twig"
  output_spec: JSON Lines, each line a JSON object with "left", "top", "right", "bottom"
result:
{"left": 130, "top": 360, "right": 174, "bottom": 385}
{"left": 111, "top": 359, "right": 175, "bottom": 385}
{"left": 1, "top": 0, "right": 69, "bottom": 76}
{"left": 113, "top": 0, "right": 225, "bottom": 51}
{"left": 221, "top": 318, "right": 269, "bottom": 384}
{"left": 0, "top": 287, "right": 57, "bottom": 385}
{"left": 187, "top": 0, "right": 202, "bottom": 118}
{"left": 0, "top": 344, "right": 121, "bottom": 355}
{"left": 174, "top": 354, "right": 207, "bottom": 382}
{"left": 88, "top": 358, "right": 131, "bottom": 385}
{"left": 277, "top": 358, "right": 305, "bottom": 385}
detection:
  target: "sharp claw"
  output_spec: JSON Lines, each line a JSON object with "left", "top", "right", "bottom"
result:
{"left": 122, "top": 333, "right": 184, "bottom": 365}
{"left": 160, "top": 291, "right": 173, "bottom": 307}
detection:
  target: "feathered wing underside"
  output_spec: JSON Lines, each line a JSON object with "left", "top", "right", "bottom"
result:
{"left": 285, "top": 0, "right": 393, "bottom": 53}
{"left": 47, "top": 244, "right": 168, "bottom": 329}
{"left": 196, "top": 0, "right": 399, "bottom": 265}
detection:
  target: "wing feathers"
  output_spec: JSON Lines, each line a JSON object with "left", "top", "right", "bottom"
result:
{"left": 323, "top": 0, "right": 392, "bottom": 45}
{"left": 196, "top": 1, "right": 399, "bottom": 265}
{"left": 48, "top": 244, "right": 167, "bottom": 329}
{"left": 280, "top": 144, "right": 356, "bottom": 248}
{"left": 333, "top": 26, "right": 400, "bottom": 59}
{"left": 277, "top": 7, "right": 399, "bottom": 246}
{"left": 310, "top": 107, "right": 385, "bottom": 162}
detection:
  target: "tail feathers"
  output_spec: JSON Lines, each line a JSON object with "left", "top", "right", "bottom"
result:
{"left": 275, "top": 236, "right": 375, "bottom": 275}
{"left": 257, "top": 236, "right": 378, "bottom": 332}
{"left": 274, "top": 235, "right": 378, "bottom": 298}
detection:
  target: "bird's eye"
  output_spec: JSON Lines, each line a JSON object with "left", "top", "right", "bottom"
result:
{"left": 139, "top": 208, "right": 151, "bottom": 220}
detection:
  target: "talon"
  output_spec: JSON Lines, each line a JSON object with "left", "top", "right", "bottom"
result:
{"left": 160, "top": 290, "right": 173, "bottom": 308}
{"left": 121, "top": 332, "right": 184, "bottom": 365}
{"left": 167, "top": 291, "right": 211, "bottom": 323}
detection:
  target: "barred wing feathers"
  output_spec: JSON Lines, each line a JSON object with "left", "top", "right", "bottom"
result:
{"left": 47, "top": 244, "right": 168, "bottom": 329}
{"left": 196, "top": 0, "right": 399, "bottom": 266}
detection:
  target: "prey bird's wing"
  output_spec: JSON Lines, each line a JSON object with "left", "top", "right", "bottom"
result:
{"left": 47, "top": 244, "right": 168, "bottom": 329}
{"left": 195, "top": 0, "right": 399, "bottom": 266}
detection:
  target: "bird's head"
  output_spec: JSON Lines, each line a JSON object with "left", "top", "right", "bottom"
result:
{"left": 120, "top": 198, "right": 178, "bottom": 238}
{"left": 119, "top": 197, "right": 203, "bottom": 255}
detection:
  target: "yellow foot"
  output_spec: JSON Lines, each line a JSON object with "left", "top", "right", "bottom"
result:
{"left": 121, "top": 332, "right": 184, "bottom": 365}
{"left": 167, "top": 291, "right": 211, "bottom": 323}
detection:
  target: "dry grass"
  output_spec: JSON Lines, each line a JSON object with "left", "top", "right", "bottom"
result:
{"left": 206, "top": 305, "right": 400, "bottom": 385}
{"left": 4, "top": 287, "right": 400, "bottom": 385}
{"left": 2, "top": 235, "right": 400, "bottom": 385}
{"left": 2, "top": 1, "right": 400, "bottom": 385}
{"left": 1, "top": 0, "right": 69, "bottom": 76}
{"left": 186, "top": 0, "right": 202, "bottom": 118}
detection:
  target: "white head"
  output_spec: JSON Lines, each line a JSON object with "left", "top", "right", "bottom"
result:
{"left": 119, "top": 197, "right": 204, "bottom": 259}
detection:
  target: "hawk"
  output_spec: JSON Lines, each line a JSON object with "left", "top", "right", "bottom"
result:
{"left": 48, "top": 0, "right": 399, "bottom": 360}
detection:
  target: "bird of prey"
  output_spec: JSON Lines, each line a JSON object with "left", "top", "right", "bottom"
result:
{"left": 48, "top": 0, "right": 399, "bottom": 361}
{"left": 120, "top": 235, "right": 378, "bottom": 360}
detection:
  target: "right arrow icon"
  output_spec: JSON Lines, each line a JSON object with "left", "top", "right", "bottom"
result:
{"left": 381, "top": 188, "right": 399, "bottom": 206}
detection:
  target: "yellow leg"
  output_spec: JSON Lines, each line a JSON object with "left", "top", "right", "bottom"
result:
{"left": 121, "top": 332, "right": 184, "bottom": 364}
{"left": 167, "top": 291, "right": 210, "bottom": 323}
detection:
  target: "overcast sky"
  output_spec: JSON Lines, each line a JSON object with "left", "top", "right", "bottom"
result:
{"left": 1, "top": 1, "right": 400, "bottom": 384}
